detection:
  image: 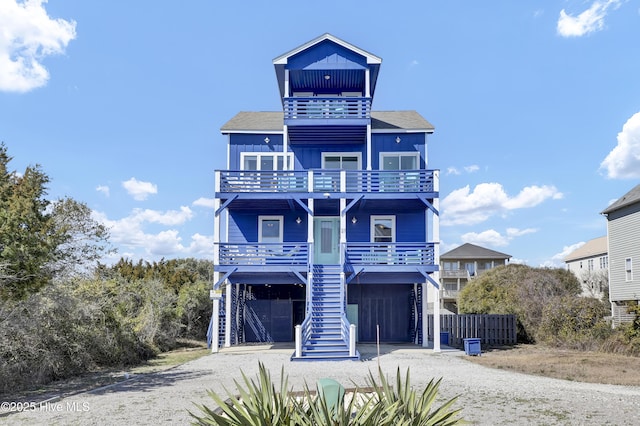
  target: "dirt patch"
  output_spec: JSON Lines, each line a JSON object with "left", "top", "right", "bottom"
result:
{"left": 465, "top": 344, "right": 640, "bottom": 386}
{"left": 3, "top": 343, "right": 210, "bottom": 403}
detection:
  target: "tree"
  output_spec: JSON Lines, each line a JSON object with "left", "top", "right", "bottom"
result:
{"left": 0, "top": 144, "right": 56, "bottom": 299}
{"left": 458, "top": 264, "right": 582, "bottom": 343}
{"left": 0, "top": 143, "right": 112, "bottom": 299}
{"left": 48, "top": 197, "right": 113, "bottom": 279}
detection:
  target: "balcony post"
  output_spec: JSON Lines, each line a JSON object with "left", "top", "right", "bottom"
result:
{"left": 349, "top": 324, "right": 356, "bottom": 357}
{"left": 295, "top": 325, "right": 302, "bottom": 358}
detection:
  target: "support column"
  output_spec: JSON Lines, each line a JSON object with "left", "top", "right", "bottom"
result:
{"left": 224, "top": 281, "right": 232, "bottom": 347}
{"left": 433, "top": 283, "right": 441, "bottom": 352}
{"left": 432, "top": 170, "right": 441, "bottom": 352}
{"left": 421, "top": 282, "right": 428, "bottom": 348}
{"left": 210, "top": 287, "right": 221, "bottom": 353}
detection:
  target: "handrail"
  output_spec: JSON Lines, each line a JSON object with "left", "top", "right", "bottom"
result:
{"left": 283, "top": 96, "right": 371, "bottom": 119}
{"left": 217, "top": 243, "right": 308, "bottom": 266}
{"left": 346, "top": 242, "right": 436, "bottom": 266}
{"left": 217, "top": 169, "right": 436, "bottom": 194}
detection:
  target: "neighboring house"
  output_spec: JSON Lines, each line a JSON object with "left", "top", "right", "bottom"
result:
{"left": 209, "top": 34, "right": 442, "bottom": 360}
{"left": 440, "top": 243, "right": 511, "bottom": 313}
{"left": 564, "top": 236, "right": 608, "bottom": 299}
{"left": 602, "top": 184, "right": 640, "bottom": 326}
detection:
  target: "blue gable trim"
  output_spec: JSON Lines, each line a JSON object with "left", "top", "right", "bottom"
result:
{"left": 288, "top": 40, "right": 368, "bottom": 71}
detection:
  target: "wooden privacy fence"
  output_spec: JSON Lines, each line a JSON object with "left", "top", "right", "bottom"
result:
{"left": 427, "top": 314, "right": 517, "bottom": 347}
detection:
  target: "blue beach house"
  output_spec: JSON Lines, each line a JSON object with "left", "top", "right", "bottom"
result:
{"left": 210, "top": 34, "right": 442, "bottom": 360}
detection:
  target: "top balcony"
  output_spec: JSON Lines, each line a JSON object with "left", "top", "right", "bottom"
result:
{"left": 283, "top": 97, "right": 371, "bottom": 123}
{"left": 216, "top": 169, "right": 437, "bottom": 197}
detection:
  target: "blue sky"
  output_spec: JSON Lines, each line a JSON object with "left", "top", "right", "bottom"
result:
{"left": 1, "top": 0, "right": 639, "bottom": 267}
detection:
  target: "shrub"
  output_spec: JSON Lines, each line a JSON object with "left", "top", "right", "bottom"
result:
{"left": 538, "top": 296, "right": 611, "bottom": 349}
{"left": 459, "top": 264, "right": 582, "bottom": 343}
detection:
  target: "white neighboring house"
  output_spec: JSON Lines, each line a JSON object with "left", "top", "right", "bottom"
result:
{"left": 601, "top": 184, "right": 640, "bottom": 326}
{"left": 564, "top": 236, "right": 608, "bottom": 299}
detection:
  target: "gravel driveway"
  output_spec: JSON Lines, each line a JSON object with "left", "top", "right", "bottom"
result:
{"left": 4, "top": 343, "right": 640, "bottom": 425}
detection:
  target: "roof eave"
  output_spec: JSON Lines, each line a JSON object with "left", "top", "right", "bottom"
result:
{"left": 273, "top": 33, "right": 382, "bottom": 65}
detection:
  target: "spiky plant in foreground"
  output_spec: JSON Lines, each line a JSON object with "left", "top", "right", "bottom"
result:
{"left": 365, "top": 367, "right": 466, "bottom": 426}
{"left": 189, "top": 363, "right": 467, "bottom": 425}
{"left": 189, "top": 362, "right": 296, "bottom": 425}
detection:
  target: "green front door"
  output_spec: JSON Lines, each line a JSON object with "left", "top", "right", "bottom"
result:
{"left": 314, "top": 217, "right": 340, "bottom": 264}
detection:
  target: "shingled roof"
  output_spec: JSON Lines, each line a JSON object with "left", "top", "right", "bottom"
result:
{"left": 441, "top": 243, "right": 511, "bottom": 260}
{"left": 220, "top": 111, "right": 434, "bottom": 133}
{"left": 564, "top": 236, "right": 607, "bottom": 262}
{"left": 601, "top": 184, "right": 640, "bottom": 215}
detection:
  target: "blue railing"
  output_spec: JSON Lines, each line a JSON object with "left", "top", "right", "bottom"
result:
{"left": 217, "top": 170, "right": 435, "bottom": 193}
{"left": 217, "top": 242, "right": 435, "bottom": 267}
{"left": 346, "top": 242, "right": 435, "bottom": 266}
{"left": 217, "top": 243, "right": 309, "bottom": 266}
{"left": 283, "top": 97, "right": 371, "bottom": 120}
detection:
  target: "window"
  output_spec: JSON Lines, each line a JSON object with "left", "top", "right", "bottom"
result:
{"left": 258, "top": 216, "right": 283, "bottom": 243}
{"left": 379, "top": 152, "right": 420, "bottom": 170}
{"left": 588, "top": 259, "right": 594, "bottom": 271}
{"left": 600, "top": 256, "right": 609, "bottom": 269}
{"left": 241, "top": 153, "right": 292, "bottom": 171}
{"left": 322, "top": 152, "right": 361, "bottom": 170}
{"left": 370, "top": 216, "right": 395, "bottom": 243}
{"left": 626, "top": 257, "right": 633, "bottom": 281}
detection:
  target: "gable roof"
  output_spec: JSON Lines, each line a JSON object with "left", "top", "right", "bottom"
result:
{"left": 601, "top": 184, "right": 640, "bottom": 215}
{"left": 440, "top": 243, "right": 511, "bottom": 260}
{"left": 273, "top": 33, "right": 382, "bottom": 66}
{"left": 272, "top": 34, "right": 382, "bottom": 102}
{"left": 220, "top": 111, "right": 434, "bottom": 133}
{"left": 564, "top": 236, "right": 607, "bottom": 262}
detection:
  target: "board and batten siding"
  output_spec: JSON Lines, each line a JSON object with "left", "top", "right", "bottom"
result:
{"left": 228, "top": 134, "right": 284, "bottom": 169}
{"left": 607, "top": 202, "right": 640, "bottom": 301}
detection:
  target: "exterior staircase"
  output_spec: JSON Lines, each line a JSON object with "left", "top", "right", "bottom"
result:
{"left": 293, "top": 265, "right": 359, "bottom": 361}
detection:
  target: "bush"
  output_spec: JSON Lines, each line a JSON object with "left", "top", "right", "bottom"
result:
{"left": 459, "top": 264, "right": 582, "bottom": 343}
{"left": 538, "top": 296, "right": 611, "bottom": 349}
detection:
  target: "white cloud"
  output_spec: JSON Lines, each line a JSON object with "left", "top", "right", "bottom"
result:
{"left": 93, "top": 207, "right": 209, "bottom": 260}
{"left": 445, "top": 165, "right": 479, "bottom": 176}
{"left": 131, "top": 206, "right": 193, "bottom": 226}
{"left": 557, "top": 0, "right": 620, "bottom": 37}
{"left": 122, "top": 177, "right": 158, "bottom": 201}
{"left": 460, "top": 227, "right": 538, "bottom": 247}
{"left": 461, "top": 229, "right": 509, "bottom": 247}
{"left": 441, "top": 182, "right": 563, "bottom": 226}
{"left": 553, "top": 241, "right": 585, "bottom": 262}
{"left": 0, "top": 0, "right": 76, "bottom": 92}
{"left": 96, "top": 185, "right": 110, "bottom": 197}
{"left": 193, "top": 197, "right": 215, "bottom": 208}
{"left": 600, "top": 112, "right": 640, "bottom": 179}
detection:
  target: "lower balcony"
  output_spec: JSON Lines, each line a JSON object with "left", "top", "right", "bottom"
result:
{"left": 216, "top": 242, "right": 437, "bottom": 273}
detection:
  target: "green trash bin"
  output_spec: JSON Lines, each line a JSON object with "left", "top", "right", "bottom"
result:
{"left": 317, "top": 378, "right": 345, "bottom": 414}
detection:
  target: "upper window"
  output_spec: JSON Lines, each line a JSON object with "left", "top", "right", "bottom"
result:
{"left": 258, "top": 216, "right": 283, "bottom": 243}
{"left": 380, "top": 152, "right": 420, "bottom": 170}
{"left": 241, "top": 153, "right": 292, "bottom": 171}
{"left": 600, "top": 256, "right": 609, "bottom": 269}
{"left": 588, "top": 259, "right": 594, "bottom": 271}
{"left": 626, "top": 257, "right": 633, "bottom": 281}
{"left": 322, "top": 152, "right": 361, "bottom": 170}
{"left": 370, "top": 215, "right": 395, "bottom": 243}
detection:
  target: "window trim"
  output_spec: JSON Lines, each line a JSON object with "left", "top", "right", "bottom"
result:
{"left": 258, "top": 215, "right": 283, "bottom": 243}
{"left": 370, "top": 215, "right": 396, "bottom": 243}
{"left": 625, "top": 257, "right": 633, "bottom": 282}
{"left": 321, "top": 152, "right": 362, "bottom": 170}
{"left": 240, "top": 152, "right": 293, "bottom": 171}
{"left": 379, "top": 152, "right": 420, "bottom": 170}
